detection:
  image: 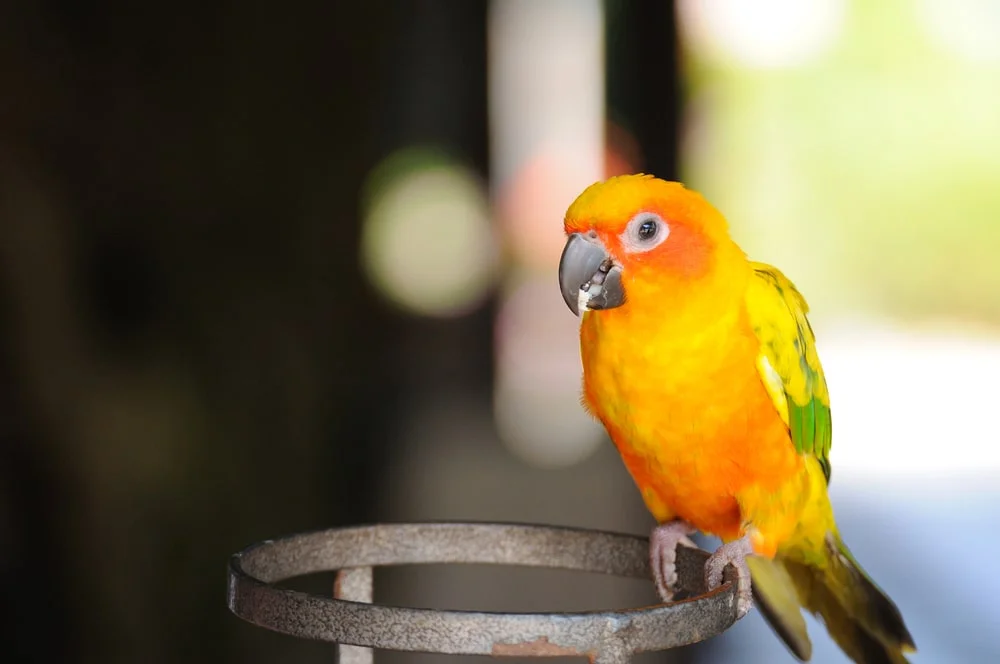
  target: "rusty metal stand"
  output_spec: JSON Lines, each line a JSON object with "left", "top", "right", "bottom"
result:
{"left": 227, "top": 522, "right": 738, "bottom": 663}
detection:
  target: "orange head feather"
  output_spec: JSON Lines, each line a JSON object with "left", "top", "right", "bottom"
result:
{"left": 561, "top": 174, "right": 748, "bottom": 319}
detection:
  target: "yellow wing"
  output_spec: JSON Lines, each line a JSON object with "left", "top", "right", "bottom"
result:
{"left": 745, "top": 262, "right": 832, "bottom": 481}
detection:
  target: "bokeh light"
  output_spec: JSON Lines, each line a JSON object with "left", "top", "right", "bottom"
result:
{"left": 493, "top": 277, "right": 602, "bottom": 468}
{"left": 679, "top": 0, "right": 846, "bottom": 70}
{"left": 919, "top": 0, "right": 1000, "bottom": 63}
{"left": 361, "top": 147, "right": 497, "bottom": 317}
{"left": 488, "top": 0, "right": 607, "bottom": 468}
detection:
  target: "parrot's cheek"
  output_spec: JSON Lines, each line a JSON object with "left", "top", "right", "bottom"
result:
{"left": 558, "top": 233, "right": 626, "bottom": 316}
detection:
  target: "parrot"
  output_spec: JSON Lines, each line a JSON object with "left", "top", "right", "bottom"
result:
{"left": 557, "top": 174, "right": 915, "bottom": 664}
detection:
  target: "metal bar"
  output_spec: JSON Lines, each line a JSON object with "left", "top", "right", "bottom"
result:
{"left": 334, "top": 567, "right": 373, "bottom": 664}
{"left": 227, "top": 522, "right": 738, "bottom": 659}
{"left": 592, "top": 642, "right": 631, "bottom": 664}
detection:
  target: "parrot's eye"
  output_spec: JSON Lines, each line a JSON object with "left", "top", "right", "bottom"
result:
{"left": 621, "top": 212, "right": 669, "bottom": 252}
{"left": 638, "top": 219, "right": 658, "bottom": 240}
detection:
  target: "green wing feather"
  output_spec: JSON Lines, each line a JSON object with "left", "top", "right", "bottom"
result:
{"left": 745, "top": 265, "right": 915, "bottom": 663}
{"left": 746, "top": 262, "right": 832, "bottom": 482}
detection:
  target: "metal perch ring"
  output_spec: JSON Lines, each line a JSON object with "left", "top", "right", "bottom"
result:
{"left": 227, "top": 522, "right": 738, "bottom": 663}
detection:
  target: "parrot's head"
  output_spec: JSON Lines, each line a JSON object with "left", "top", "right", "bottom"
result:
{"left": 558, "top": 174, "right": 743, "bottom": 317}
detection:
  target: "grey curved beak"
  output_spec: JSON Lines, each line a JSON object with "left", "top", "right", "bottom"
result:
{"left": 558, "top": 233, "right": 625, "bottom": 316}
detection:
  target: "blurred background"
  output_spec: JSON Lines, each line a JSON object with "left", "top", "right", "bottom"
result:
{"left": 1, "top": 0, "right": 998, "bottom": 662}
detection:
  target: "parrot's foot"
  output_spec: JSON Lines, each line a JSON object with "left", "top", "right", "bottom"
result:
{"left": 705, "top": 536, "right": 754, "bottom": 620}
{"left": 649, "top": 520, "right": 697, "bottom": 603}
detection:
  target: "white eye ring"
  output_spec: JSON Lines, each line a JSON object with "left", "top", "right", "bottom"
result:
{"left": 620, "top": 212, "right": 669, "bottom": 253}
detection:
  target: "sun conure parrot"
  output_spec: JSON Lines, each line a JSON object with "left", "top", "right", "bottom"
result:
{"left": 557, "top": 174, "right": 915, "bottom": 664}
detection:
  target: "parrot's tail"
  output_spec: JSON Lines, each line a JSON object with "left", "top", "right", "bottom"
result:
{"left": 750, "top": 534, "right": 916, "bottom": 664}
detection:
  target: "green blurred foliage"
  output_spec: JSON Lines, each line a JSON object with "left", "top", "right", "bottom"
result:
{"left": 682, "top": 0, "right": 1000, "bottom": 324}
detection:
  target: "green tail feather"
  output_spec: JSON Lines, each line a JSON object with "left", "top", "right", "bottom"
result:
{"left": 751, "top": 534, "right": 915, "bottom": 663}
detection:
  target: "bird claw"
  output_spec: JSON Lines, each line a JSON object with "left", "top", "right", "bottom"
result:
{"left": 705, "top": 535, "right": 754, "bottom": 619}
{"left": 649, "top": 520, "right": 697, "bottom": 602}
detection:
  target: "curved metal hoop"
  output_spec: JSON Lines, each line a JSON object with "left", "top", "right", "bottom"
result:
{"left": 227, "top": 522, "right": 737, "bottom": 663}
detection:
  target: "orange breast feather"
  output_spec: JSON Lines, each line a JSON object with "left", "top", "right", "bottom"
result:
{"left": 581, "top": 306, "right": 803, "bottom": 545}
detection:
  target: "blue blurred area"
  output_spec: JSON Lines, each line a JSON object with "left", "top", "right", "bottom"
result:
{"left": 708, "top": 479, "right": 1000, "bottom": 662}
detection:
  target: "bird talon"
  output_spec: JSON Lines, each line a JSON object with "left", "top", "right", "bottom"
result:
{"left": 648, "top": 520, "right": 697, "bottom": 603}
{"left": 705, "top": 535, "right": 755, "bottom": 619}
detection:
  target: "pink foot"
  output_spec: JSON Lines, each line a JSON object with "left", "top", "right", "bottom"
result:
{"left": 705, "top": 535, "right": 754, "bottom": 619}
{"left": 649, "top": 520, "right": 697, "bottom": 602}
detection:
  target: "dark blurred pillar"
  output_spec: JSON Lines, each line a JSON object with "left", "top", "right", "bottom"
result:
{"left": 606, "top": 0, "right": 683, "bottom": 180}
{"left": 0, "top": 1, "right": 391, "bottom": 663}
{"left": 0, "top": 332, "right": 73, "bottom": 663}
{"left": 378, "top": 0, "right": 490, "bottom": 168}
